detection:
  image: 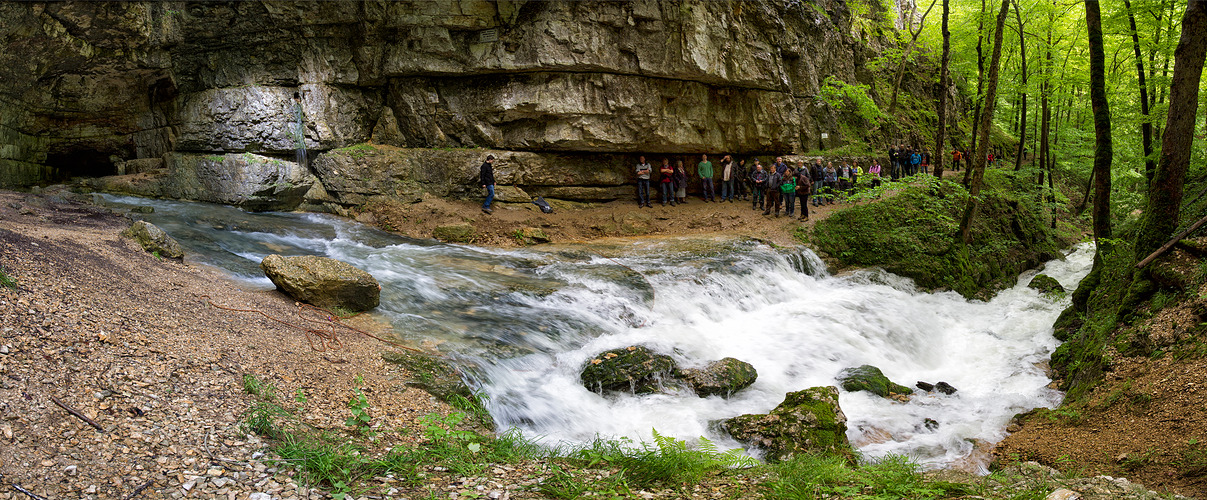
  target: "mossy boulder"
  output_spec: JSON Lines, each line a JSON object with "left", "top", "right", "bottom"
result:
{"left": 580, "top": 346, "right": 676, "bottom": 394}
{"left": 838, "top": 365, "right": 913, "bottom": 397}
{"left": 1027, "top": 274, "right": 1065, "bottom": 295}
{"left": 721, "top": 386, "right": 853, "bottom": 462}
{"left": 676, "top": 357, "right": 758, "bottom": 398}
{"left": 260, "top": 254, "right": 380, "bottom": 312}
{"left": 516, "top": 227, "right": 551, "bottom": 245}
{"left": 121, "top": 220, "right": 184, "bottom": 259}
{"left": 433, "top": 223, "right": 475, "bottom": 243}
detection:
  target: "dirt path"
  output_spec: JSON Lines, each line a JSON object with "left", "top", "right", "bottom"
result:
{"left": 353, "top": 188, "right": 861, "bottom": 248}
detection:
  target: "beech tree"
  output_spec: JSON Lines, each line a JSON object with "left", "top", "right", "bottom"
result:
{"left": 932, "top": 0, "right": 951, "bottom": 179}
{"left": 1133, "top": 0, "right": 1207, "bottom": 258}
{"left": 1086, "top": 0, "right": 1112, "bottom": 245}
{"left": 956, "top": 0, "right": 1012, "bottom": 245}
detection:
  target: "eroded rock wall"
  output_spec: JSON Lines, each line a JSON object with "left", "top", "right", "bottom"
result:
{"left": 0, "top": 0, "right": 940, "bottom": 207}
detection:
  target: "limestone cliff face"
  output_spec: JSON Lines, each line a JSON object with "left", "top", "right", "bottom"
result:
{"left": 0, "top": 0, "right": 945, "bottom": 208}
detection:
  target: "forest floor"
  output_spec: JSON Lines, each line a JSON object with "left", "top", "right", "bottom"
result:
{"left": 0, "top": 185, "right": 1198, "bottom": 499}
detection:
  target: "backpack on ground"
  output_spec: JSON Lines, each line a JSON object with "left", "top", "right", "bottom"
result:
{"left": 532, "top": 197, "right": 553, "bottom": 214}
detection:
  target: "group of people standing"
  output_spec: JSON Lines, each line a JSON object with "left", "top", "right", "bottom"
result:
{"left": 634, "top": 154, "right": 877, "bottom": 220}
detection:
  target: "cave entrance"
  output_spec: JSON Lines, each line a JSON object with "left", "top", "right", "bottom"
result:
{"left": 46, "top": 150, "right": 120, "bottom": 180}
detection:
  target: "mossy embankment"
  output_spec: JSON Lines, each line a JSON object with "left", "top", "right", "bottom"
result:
{"left": 805, "top": 169, "right": 1083, "bottom": 300}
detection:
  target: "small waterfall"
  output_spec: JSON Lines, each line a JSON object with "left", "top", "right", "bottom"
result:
{"left": 292, "top": 93, "right": 307, "bottom": 168}
{"left": 94, "top": 194, "right": 1094, "bottom": 469}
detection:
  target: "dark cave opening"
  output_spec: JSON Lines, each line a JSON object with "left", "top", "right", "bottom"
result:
{"left": 46, "top": 150, "right": 120, "bottom": 180}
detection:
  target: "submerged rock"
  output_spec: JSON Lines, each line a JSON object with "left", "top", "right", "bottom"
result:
{"left": 838, "top": 365, "right": 913, "bottom": 398}
{"left": 1027, "top": 274, "right": 1065, "bottom": 295}
{"left": 580, "top": 345, "right": 676, "bottom": 394}
{"left": 916, "top": 381, "right": 935, "bottom": 392}
{"left": 121, "top": 221, "right": 184, "bottom": 259}
{"left": 260, "top": 254, "right": 380, "bottom": 312}
{"left": 721, "top": 386, "right": 852, "bottom": 462}
{"left": 935, "top": 381, "right": 958, "bottom": 395}
{"left": 676, "top": 357, "right": 758, "bottom": 398}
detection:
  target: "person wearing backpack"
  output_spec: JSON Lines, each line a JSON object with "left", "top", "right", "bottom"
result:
{"left": 479, "top": 154, "right": 496, "bottom": 215}
{"left": 796, "top": 162, "right": 813, "bottom": 220}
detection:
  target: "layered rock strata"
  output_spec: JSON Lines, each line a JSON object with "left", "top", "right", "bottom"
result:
{"left": 1, "top": 0, "right": 948, "bottom": 207}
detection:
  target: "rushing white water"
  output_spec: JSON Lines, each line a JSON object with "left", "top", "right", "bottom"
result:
{"left": 97, "top": 194, "right": 1092, "bottom": 469}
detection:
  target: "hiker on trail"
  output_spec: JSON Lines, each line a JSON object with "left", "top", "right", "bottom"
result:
{"left": 763, "top": 164, "right": 783, "bottom": 217}
{"left": 698, "top": 154, "right": 716, "bottom": 202}
{"left": 796, "top": 162, "right": 813, "bottom": 220}
{"left": 850, "top": 161, "right": 862, "bottom": 194}
{"left": 720, "top": 155, "right": 736, "bottom": 203}
{"left": 869, "top": 160, "right": 882, "bottom": 188}
{"left": 920, "top": 151, "right": 930, "bottom": 175}
{"left": 909, "top": 150, "right": 921, "bottom": 177}
{"left": 635, "top": 155, "right": 652, "bottom": 208}
{"left": 750, "top": 160, "right": 767, "bottom": 211}
{"left": 781, "top": 166, "right": 797, "bottom": 218}
{"left": 659, "top": 158, "right": 675, "bottom": 206}
{"left": 479, "top": 154, "right": 496, "bottom": 215}
{"left": 773, "top": 156, "right": 789, "bottom": 176}
{"left": 823, "top": 162, "right": 838, "bottom": 204}
{"left": 673, "top": 161, "right": 688, "bottom": 204}
{"left": 811, "top": 158, "right": 824, "bottom": 207}
{"left": 952, "top": 149, "right": 962, "bottom": 172}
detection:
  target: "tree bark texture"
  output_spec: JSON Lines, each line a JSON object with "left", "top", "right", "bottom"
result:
{"left": 1013, "top": 1, "right": 1028, "bottom": 171}
{"left": 1086, "top": 0, "right": 1113, "bottom": 243}
{"left": 1134, "top": 0, "right": 1207, "bottom": 258}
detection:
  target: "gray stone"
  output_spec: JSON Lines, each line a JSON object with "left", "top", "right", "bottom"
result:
{"left": 721, "top": 386, "right": 852, "bottom": 462}
{"left": 162, "top": 153, "right": 315, "bottom": 211}
{"left": 1028, "top": 274, "right": 1066, "bottom": 295}
{"left": 121, "top": 221, "right": 185, "bottom": 260}
{"left": 260, "top": 254, "right": 380, "bottom": 312}
{"left": 676, "top": 357, "right": 758, "bottom": 398}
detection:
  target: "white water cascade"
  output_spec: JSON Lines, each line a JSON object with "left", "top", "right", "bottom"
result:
{"left": 98, "top": 194, "right": 1092, "bottom": 470}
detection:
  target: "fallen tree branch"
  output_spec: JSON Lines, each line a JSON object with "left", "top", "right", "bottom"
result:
{"left": 1136, "top": 213, "right": 1207, "bottom": 269}
{"left": 49, "top": 395, "right": 104, "bottom": 432}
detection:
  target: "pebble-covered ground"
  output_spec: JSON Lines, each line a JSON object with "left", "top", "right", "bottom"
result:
{"left": 0, "top": 188, "right": 1196, "bottom": 500}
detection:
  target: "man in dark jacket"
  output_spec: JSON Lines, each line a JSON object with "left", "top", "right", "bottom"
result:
{"left": 480, "top": 154, "right": 496, "bottom": 214}
{"left": 763, "top": 167, "right": 783, "bottom": 216}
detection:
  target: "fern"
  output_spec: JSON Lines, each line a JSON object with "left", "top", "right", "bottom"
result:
{"left": 618, "top": 430, "right": 757, "bottom": 488}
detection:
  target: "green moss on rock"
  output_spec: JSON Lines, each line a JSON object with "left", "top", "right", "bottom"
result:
{"left": 721, "top": 386, "right": 853, "bottom": 462}
{"left": 837, "top": 365, "right": 912, "bottom": 397}
{"left": 1027, "top": 274, "right": 1065, "bottom": 295}
{"left": 580, "top": 346, "right": 676, "bottom": 394}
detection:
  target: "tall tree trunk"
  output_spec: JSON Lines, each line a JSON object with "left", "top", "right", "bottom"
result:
{"left": 966, "top": 0, "right": 989, "bottom": 188}
{"left": 933, "top": 0, "right": 951, "bottom": 180}
{"left": 1133, "top": 0, "right": 1207, "bottom": 258}
{"left": 1125, "top": 0, "right": 1157, "bottom": 184}
{"left": 1086, "top": 0, "right": 1113, "bottom": 244}
{"left": 957, "top": 0, "right": 1012, "bottom": 245}
{"left": 889, "top": 0, "right": 939, "bottom": 114}
{"left": 1013, "top": 0, "right": 1028, "bottom": 171}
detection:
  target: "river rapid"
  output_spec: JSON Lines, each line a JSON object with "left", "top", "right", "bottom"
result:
{"left": 98, "top": 194, "right": 1092, "bottom": 470}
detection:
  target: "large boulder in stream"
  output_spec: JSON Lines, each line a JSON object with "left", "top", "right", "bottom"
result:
{"left": 260, "top": 254, "right": 380, "bottom": 312}
{"left": 1027, "top": 274, "right": 1065, "bottom": 295}
{"left": 838, "top": 365, "right": 913, "bottom": 398}
{"left": 580, "top": 345, "right": 676, "bottom": 394}
{"left": 122, "top": 221, "right": 184, "bottom": 259}
{"left": 721, "top": 386, "right": 853, "bottom": 462}
{"left": 676, "top": 357, "right": 758, "bottom": 398}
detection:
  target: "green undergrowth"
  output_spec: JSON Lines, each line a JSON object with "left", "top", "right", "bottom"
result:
{"left": 237, "top": 374, "right": 1057, "bottom": 499}
{"left": 807, "top": 168, "right": 1077, "bottom": 299}
{"left": 0, "top": 265, "right": 17, "bottom": 289}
